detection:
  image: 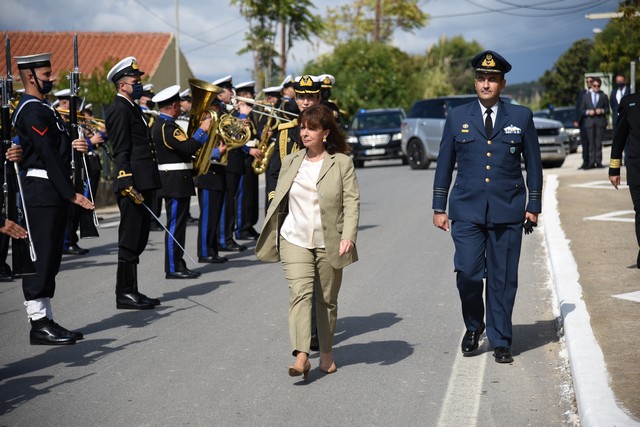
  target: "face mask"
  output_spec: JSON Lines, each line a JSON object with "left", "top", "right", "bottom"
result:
{"left": 617, "top": 83, "right": 625, "bottom": 89}
{"left": 31, "top": 69, "right": 53, "bottom": 95}
{"left": 130, "top": 82, "right": 143, "bottom": 100}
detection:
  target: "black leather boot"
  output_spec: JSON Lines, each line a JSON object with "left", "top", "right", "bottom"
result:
{"left": 30, "top": 318, "right": 76, "bottom": 345}
{"left": 132, "top": 263, "right": 160, "bottom": 306}
{"left": 116, "top": 261, "right": 155, "bottom": 310}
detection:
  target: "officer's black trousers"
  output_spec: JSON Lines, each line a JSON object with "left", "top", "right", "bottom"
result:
{"left": 220, "top": 172, "right": 241, "bottom": 246}
{"left": 117, "top": 190, "right": 153, "bottom": 264}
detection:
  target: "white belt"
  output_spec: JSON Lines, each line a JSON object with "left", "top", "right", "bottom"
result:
{"left": 245, "top": 139, "right": 258, "bottom": 148}
{"left": 26, "top": 168, "right": 49, "bottom": 179}
{"left": 158, "top": 162, "right": 193, "bottom": 171}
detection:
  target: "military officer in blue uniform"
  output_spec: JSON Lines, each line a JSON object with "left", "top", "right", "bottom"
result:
{"left": 432, "top": 50, "right": 543, "bottom": 364}
{"left": 151, "top": 85, "right": 209, "bottom": 279}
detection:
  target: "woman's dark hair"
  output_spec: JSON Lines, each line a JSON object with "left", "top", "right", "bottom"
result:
{"left": 298, "top": 104, "right": 350, "bottom": 154}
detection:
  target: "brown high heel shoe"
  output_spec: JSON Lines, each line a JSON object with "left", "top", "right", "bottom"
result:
{"left": 319, "top": 352, "right": 337, "bottom": 373}
{"left": 288, "top": 355, "right": 311, "bottom": 380}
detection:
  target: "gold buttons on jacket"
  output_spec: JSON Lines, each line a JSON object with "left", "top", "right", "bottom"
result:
{"left": 487, "top": 152, "right": 492, "bottom": 157}
{"left": 486, "top": 165, "right": 491, "bottom": 170}
{"left": 485, "top": 178, "right": 490, "bottom": 183}
{"left": 487, "top": 140, "right": 492, "bottom": 145}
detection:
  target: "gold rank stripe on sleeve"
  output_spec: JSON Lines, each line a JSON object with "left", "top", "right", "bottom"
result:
{"left": 610, "top": 158, "right": 621, "bottom": 169}
{"left": 118, "top": 170, "right": 133, "bottom": 179}
{"left": 268, "top": 191, "right": 276, "bottom": 201}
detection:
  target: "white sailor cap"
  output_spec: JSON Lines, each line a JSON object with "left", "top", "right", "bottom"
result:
{"left": 52, "top": 99, "right": 60, "bottom": 108}
{"left": 84, "top": 103, "right": 93, "bottom": 111}
{"left": 319, "top": 74, "right": 335, "bottom": 88}
{"left": 142, "top": 83, "right": 155, "bottom": 97}
{"left": 294, "top": 75, "right": 321, "bottom": 94}
{"left": 212, "top": 75, "right": 233, "bottom": 89}
{"left": 54, "top": 88, "right": 71, "bottom": 98}
{"left": 234, "top": 80, "right": 255, "bottom": 93}
{"left": 107, "top": 56, "right": 145, "bottom": 83}
{"left": 263, "top": 85, "right": 283, "bottom": 96}
{"left": 280, "top": 74, "right": 293, "bottom": 87}
{"left": 15, "top": 53, "right": 52, "bottom": 70}
{"left": 179, "top": 88, "right": 191, "bottom": 100}
{"left": 152, "top": 85, "right": 181, "bottom": 106}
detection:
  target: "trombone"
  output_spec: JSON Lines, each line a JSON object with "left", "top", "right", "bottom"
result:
{"left": 232, "top": 95, "right": 297, "bottom": 122}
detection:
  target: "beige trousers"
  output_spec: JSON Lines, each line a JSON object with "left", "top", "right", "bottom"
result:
{"left": 280, "top": 238, "right": 343, "bottom": 355}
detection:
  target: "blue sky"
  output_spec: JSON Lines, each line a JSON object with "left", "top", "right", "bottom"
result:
{"left": 1, "top": 0, "right": 621, "bottom": 85}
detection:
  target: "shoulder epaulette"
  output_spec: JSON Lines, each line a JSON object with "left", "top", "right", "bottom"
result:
{"left": 278, "top": 119, "right": 297, "bottom": 131}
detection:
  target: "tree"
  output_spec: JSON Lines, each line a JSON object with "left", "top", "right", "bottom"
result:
{"left": 591, "top": 1, "right": 640, "bottom": 77}
{"left": 323, "top": 0, "right": 428, "bottom": 46}
{"left": 539, "top": 39, "right": 594, "bottom": 107}
{"left": 304, "top": 39, "right": 422, "bottom": 120}
{"left": 230, "top": 0, "right": 323, "bottom": 88}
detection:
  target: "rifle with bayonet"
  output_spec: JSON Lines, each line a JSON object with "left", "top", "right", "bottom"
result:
{"left": 68, "top": 34, "right": 99, "bottom": 238}
{"left": 1, "top": 34, "right": 36, "bottom": 276}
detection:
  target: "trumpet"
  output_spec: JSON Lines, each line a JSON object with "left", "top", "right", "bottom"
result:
{"left": 232, "top": 95, "right": 297, "bottom": 122}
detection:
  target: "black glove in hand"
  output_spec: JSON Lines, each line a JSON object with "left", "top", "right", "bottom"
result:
{"left": 523, "top": 219, "right": 537, "bottom": 235}
{"left": 121, "top": 186, "right": 144, "bottom": 204}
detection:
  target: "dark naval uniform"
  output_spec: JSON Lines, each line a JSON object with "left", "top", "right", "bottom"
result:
{"left": 195, "top": 148, "right": 227, "bottom": 262}
{"left": 609, "top": 93, "right": 640, "bottom": 265}
{"left": 236, "top": 112, "right": 261, "bottom": 240}
{"left": 433, "top": 97, "right": 543, "bottom": 350}
{"left": 13, "top": 94, "right": 75, "bottom": 305}
{"left": 266, "top": 119, "right": 300, "bottom": 205}
{"left": 152, "top": 112, "right": 204, "bottom": 276}
{"left": 106, "top": 59, "right": 161, "bottom": 310}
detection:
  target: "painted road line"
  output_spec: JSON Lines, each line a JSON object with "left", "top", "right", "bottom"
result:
{"left": 584, "top": 210, "right": 635, "bottom": 223}
{"left": 612, "top": 291, "right": 640, "bottom": 303}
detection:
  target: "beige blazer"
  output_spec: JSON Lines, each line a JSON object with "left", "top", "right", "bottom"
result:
{"left": 255, "top": 149, "right": 360, "bottom": 269}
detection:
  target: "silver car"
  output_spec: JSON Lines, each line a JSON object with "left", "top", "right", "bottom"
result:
{"left": 401, "top": 95, "right": 568, "bottom": 169}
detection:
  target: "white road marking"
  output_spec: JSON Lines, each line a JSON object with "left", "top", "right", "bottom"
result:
{"left": 570, "top": 180, "right": 627, "bottom": 190}
{"left": 612, "top": 291, "right": 640, "bottom": 303}
{"left": 584, "top": 210, "right": 635, "bottom": 223}
{"left": 436, "top": 337, "right": 487, "bottom": 427}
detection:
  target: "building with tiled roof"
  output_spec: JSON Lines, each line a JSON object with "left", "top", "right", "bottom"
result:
{"left": 2, "top": 31, "right": 194, "bottom": 90}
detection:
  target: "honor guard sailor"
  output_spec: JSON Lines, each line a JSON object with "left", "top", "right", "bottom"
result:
{"left": 105, "top": 56, "right": 162, "bottom": 310}
{"left": 432, "top": 50, "right": 543, "bottom": 364}
{"left": 151, "top": 85, "right": 207, "bottom": 279}
{"left": 12, "top": 52, "right": 94, "bottom": 344}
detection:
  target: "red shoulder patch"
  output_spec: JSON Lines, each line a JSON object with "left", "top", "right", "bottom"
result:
{"left": 31, "top": 125, "right": 49, "bottom": 137}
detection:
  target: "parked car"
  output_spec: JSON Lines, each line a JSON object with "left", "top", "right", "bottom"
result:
{"left": 401, "top": 95, "right": 568, "bottom": 169}
{"left": 346, "top": 108, "right": 407, "bottom": 168}
{"left": 533, "top": 106, "right": 580, "bottom": 153}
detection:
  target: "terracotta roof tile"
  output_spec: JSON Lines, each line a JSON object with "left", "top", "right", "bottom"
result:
{"left": 1, "top": 31, "right": 172, "bottom": 83}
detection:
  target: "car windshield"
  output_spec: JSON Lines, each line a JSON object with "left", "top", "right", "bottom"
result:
{"left": 351, "top": 112, "right": 402, "bottom": 130}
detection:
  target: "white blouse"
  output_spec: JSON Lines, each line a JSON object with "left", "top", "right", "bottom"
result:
{"left": 280, "top": 157, "right": 325, "bottom": 248}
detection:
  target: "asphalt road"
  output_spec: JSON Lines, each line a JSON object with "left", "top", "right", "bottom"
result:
{"left": 0, "top": 160, "right": 576, "bottom": 426}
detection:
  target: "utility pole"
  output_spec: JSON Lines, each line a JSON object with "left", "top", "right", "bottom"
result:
{"left": 281, "top": 20, "right": 286, "bottom": 80}
{"left": 374, "top": 0, "right": 382, "bottom": 42}
{"left": 175, "top": 0, "right": 180, "bottom": 86}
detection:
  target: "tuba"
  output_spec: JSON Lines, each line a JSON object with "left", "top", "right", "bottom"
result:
{"left": 189, "top": 78, "right": 251, "bottom": 175}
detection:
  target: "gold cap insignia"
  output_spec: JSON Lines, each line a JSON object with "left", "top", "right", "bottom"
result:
{"left": 323, "top": 77, "right": 331, "bottom": 85}
{"left": 131, "top": 59, "right": 139, "bottom": 70}
{"left": 481, "top": 54, "right": 495, "bottom": 68}
{"left": 299, "top": 75, "right": 313, "bottom": 87}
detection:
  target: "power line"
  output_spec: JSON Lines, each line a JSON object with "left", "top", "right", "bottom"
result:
{"left": 428, "top": 0, "right": 614, "bottom": 19}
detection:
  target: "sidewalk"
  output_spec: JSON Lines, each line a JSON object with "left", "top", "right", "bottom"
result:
{"left": 546, "top": 146, "right": 640, "bottom": 425}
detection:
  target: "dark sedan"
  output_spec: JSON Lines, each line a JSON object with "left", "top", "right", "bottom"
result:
{"left": 346, "top": 108, "right": 407, "bottom": 168}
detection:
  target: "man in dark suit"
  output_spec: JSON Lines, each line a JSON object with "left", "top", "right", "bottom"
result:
{"left": 432, "top": 50, "right": 543, "bottom": 364}
{"left": 105, "top": 56, "right": 162, "bottom": 310}
{"left": 609, "top": 92, "right": 640, "bottom": 267}
{"left": 151, "top": 85, "right": 208, "bottom": 279}
{"left": 575, "top": 76, "right": 594, "bottom": 169}
{"left": 610, "top": 73, "right": 630, "bottom": 130}
{"left": 579, "top": 77, "right": 609, "bottom": 168}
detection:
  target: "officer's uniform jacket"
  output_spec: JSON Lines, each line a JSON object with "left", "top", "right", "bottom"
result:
{"left": 152, "top": 114, "right": 204, "bottom": 198}
{"left": 105, "top": 94, "right": 160, "bottom": 192}
{"left": 266, "top": 119, "right": 300, "bottom": 202}
{"left": 12, "top": 95, "right": 75, "bottom": 206}
{"left": 609, "top": 93, "right": 640, "bottom": 186}
{"left": 256, "top": 150, "right": 359, "bottom": 270}
{"left": 433, "top": 99, "right": 543, "bottom": 224}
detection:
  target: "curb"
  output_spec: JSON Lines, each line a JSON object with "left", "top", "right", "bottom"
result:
{"left": 544, "top": 174, "right": 639, "bottom": 426}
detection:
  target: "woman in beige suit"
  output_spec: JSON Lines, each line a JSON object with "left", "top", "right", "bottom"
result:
{"left": 255, "top": 104, "right": 360, "bottom": 381}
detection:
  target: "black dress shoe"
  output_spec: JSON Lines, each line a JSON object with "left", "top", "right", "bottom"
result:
{"left": 594, "top": 163, "right": 605, "bottom": 169}
{"left": 461, "top": 323, "right": 485, "bottom": 355}
{"left": 578, "top": 163, "right": 588, "bottom": 170}
{"left": 198, "top": 255, "right": 228, "bottom": 264}
{"left": 30, "top": 318, "right": 76, "bottom": 345}
{"left": 237, "top": 229, "right": 260, "bottom": 240}
{"left": 220, "top": 241, "right": 247, "bottom": 252}
{"left": 310, "top": 334, "right": 319, "bottom": 351}
{"left": 137, "top": 292, "right": 161, "bottom": 306}
{"left": 493, "top": 346, "right": 514, "bottom": 363}
{"left": 51, "top": 320, "right": 84, "bottom": 340}
{"left": 636, "top": 250, "right": 640, "bottom": 269}
{"left": 187, "top": 214, "right": 199, "bottom": 224}
{"left": 0, "top": 270, "right": 13, "bottom": 282}
{"left": 63, "top": 243, "right": 89, "bottom": 255}
{"left": 165, "top": 269, "right": 201, "bottom": 279}
{"left": 116, "top": 293, "right": 156, "bottom": 310}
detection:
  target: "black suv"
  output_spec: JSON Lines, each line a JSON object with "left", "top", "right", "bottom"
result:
{"left": 346, "top": 108, "right": 407, "bottom": 168}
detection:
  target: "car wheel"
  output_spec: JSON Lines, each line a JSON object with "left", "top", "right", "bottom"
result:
{"left": 542, "top": 159, "right": 565, "bottom": 168}
{"left": 354, "top": 159, "right": 365, "bottom": 168}
{"left": 407, "top": 139, "right": 430, "bottom": 170}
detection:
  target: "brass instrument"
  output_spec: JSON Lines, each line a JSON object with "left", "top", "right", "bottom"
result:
{"left": 251, "top": 113, "right": 275, "bottom": 174}
{"left": 233, "top": 94, "right": 297, "bottom": 122}
{"left": 189, "top": 78, "right": 251, "bottom": 174}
